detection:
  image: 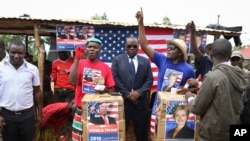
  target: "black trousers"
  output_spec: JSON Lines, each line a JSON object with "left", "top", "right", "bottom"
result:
{"left": 125, "top": 102, "right": 149, "bottom": 141}
{"left": 54, "top": 88, "right": 75, "bottom": 102}
{"left": 1, "top": 108, "right": 35, "bottom": 141}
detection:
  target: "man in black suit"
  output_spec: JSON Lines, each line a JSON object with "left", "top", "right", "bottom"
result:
{"left": 89, "top": 103, "right": 116, "bottom": 125}
{"left": 111, "top": 36, "right": 153, "bottom": 141}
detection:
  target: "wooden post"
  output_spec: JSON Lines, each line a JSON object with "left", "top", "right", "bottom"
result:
{"left": 214, "top": 33, "right": 221, "bottom": 40}
{"left": 34, "top": 24, "right": 44, "bottom": 94}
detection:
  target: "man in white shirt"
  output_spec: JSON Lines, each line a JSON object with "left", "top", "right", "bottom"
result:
{"left": 0, "top": 40, "right": 43, "bottom": 141}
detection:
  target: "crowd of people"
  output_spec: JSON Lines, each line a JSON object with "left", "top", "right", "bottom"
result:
{"left": 0, "top": 8, "right": 250, "bottom": 141}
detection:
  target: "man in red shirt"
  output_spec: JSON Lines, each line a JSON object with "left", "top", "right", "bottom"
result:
{"left": 69, "top": 38, "right": 115, "bottom": 141}
{"left": 50, "top": 51, "right": 75, "bottom": 103}
{"left": 42, "top": 100, "right": 76, "bottom": 134}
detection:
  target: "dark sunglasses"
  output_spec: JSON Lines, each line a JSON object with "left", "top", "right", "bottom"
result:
{"left": 167, "top": 45, "right": 177, "bottom": 50}
{"left": 126, "top": 45, "right": 138, "bottom": 49}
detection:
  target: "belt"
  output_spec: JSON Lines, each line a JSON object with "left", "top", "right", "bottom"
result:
{"left": 55, "top": 88, "right": 74, "bottom": 92}
{"left": 2, "top": 107, "right": 33, "bottom": 115}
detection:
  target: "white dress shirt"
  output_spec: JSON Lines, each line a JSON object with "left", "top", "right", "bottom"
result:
{"left": 0, "top": 59, "right": 40, "bottom": 111}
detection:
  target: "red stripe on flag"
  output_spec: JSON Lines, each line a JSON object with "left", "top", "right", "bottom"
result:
{"left": 145, "top": 28, "right": 174, "bottom": 35}
{"left": 148, "top": 40, "right": 167, "bottom": 44}
{"left": 151, "top": 67, "right": 158, "bottom": 73}
{"left": 155, "top": 48, "right": 167, "bottom": 53}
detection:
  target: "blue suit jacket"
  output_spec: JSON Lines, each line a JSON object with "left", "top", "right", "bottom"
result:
{"left": 111, "top": 53, "right": 153, "bottom": 109}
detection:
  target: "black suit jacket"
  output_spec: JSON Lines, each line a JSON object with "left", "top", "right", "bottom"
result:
{"left": 167, "top": 124, "right": 194, "bottom": 139}
{"left": 111, "top": 53, "right": 153, "bottom": 109}
{"left": 90, "top": 114, "right": 116, "bottom": 125}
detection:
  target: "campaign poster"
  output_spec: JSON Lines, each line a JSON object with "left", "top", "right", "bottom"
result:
{"left": 173, "top": 29, "right": 207, "bottom": 55}
{"left": 87, "top": 102, "right": 119, "bottom": 141}
{"left": 56, "top": 25, "right": 94, "bottom": 51}
{"left": 164, "top": 100, "right": 196, "bottom": 141}
{"left": 161, "top": 69, "right": 183, "bottom": 93}
{"left": 82, "top": 68, "right": 103, "bottom": 94}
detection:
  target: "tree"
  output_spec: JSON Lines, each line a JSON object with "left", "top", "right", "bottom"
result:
{"left": 162, "top": 15, "right": 171, "bottom": 25}
{"left": 91, "top": 13, "right": 108, "bottom": 21}
{"left": 19, "top": 14, "right": 31, "bottom": 18}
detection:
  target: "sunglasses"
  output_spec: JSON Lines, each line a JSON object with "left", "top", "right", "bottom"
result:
{"left": 167, "top": 45, "right": 177, "bottom": 50}
{"left": 126, "top": 45, "right": 138, "bottom": 49}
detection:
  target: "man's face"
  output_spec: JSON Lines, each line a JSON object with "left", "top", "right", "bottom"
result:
{"left": 9, "top": 44, "right": 25, "bottom": 67}
{"left": 58, "top": 51, "right": 69, "bottom": 61}
{"left": 99, "top": 105, "right": 108, "bottom": 115}
{"left": 125, "top": 38, "right": 138, "bottom": 58}
{"left": 230, "top": 57, "right": 243, "bottom": 68}
{"left": 167, "top": 44, "right": 182, "bottom": 61}
{"left": 86, "top": 42, "right": 101, "bottom": 61}
{"left": 63, "top": 26, "right": 70, "bottom": 33}
{"left": 82, "top": 27, "right": 88, "bottom": 34}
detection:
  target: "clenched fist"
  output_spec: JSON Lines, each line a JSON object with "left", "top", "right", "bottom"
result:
{"left": 75, "top": 46, "right": 85, "bottom": 59}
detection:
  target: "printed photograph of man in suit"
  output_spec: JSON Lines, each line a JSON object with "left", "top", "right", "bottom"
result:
{"left": 89, "top": 103, "right": 117, "bottom": 125}
{"left": 57, "top": 25, "right": 74, "bottom": 40}
{"left": 75, "top": 25, "right": 88, "bottom": 40}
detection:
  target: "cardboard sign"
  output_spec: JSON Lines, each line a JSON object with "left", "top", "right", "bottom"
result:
{"left": 82, "top": 94, "right": 125, "bottom": 141}
{"left": 156, "top": 92, "right": 196, "bottom": 141}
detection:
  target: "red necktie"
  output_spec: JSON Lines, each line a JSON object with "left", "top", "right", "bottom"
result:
{"left": 103, "top": 116, "right": 108, "bottom": 125}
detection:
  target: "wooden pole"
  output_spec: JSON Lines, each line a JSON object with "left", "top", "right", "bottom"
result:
{"left": 34, "top": 24, "right": 44, "bottom": 94}
{"left": 214, "top": 33, "right": 221, "bottom": 41}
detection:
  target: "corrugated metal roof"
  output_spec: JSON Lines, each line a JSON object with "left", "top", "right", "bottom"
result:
{"left": 0, "top": 16, "right": 241, "bottom": 36}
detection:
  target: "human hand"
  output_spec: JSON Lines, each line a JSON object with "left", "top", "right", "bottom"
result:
{"left": 75, "top": 46, "right": 85, "bottom": 59}
{"left": 185, "top": 91, "right": 196, "bottom": 101}
{"left": 186, "top": 21, "right": 196, "bottom": 33}
{"left": 0, "top": 116, "right": 6, "bottom": 131}
{"left": 135, "top": 7, "right": 144, "bottom": 25}
{"left": 187, "top": 78, "right": 198, "bottom": 87}
{"left": 176, "top": 87, "right": 190, "bottom": 95}
{"left": 127, "top": 90, "right": 140, "bottom": 103}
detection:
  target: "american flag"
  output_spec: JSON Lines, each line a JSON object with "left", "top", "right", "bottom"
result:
{"left": 94, "top": 27, "right": 138, "bottom": 64}
{"left": 94, "top": 26, "right": 174, "bottom": 92}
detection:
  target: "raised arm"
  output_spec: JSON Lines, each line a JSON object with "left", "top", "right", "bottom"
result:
{"left": 186, "top": 21, "right": 203, "bottom": 61}
{"left": 136, "top": 8, "right": 154, "bottom": 59}
{"left": 69, "top": 46, "right": 84, "bottom": 85}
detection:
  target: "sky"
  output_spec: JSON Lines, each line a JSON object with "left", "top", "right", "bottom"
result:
{"left": 0, "top": 0, "right": 249, "bottom": 45}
